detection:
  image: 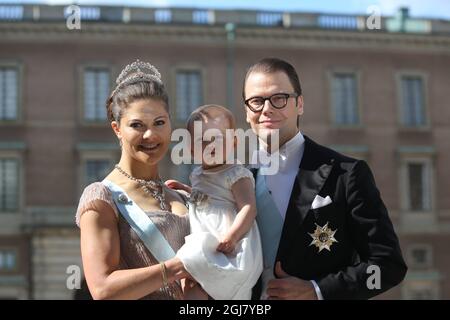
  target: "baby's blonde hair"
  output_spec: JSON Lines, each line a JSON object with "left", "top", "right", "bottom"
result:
{"left": 186, "top": 104, "right": 236, "bottom": 132}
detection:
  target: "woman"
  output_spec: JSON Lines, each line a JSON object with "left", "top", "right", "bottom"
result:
{"left": 76, "top": 60, "right": 204, "bottom": 300}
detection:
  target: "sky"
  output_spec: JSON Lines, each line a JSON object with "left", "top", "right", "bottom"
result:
{"left": 2, "top": 0, "right": 450, "bottom": 20}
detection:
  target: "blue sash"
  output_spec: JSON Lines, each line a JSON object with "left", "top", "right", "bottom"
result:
{"left": 255, "top": 170, "right": 284, "bottom": 268}
{"left": 102, "top": 179, "right": 176, "bottom": 262}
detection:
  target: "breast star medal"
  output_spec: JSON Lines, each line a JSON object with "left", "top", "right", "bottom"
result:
{"left": 309, "top": 222, "right": 338, "bottom": 252}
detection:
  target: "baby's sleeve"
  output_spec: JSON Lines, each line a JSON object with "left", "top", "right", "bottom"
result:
{"left": 226, "top": 165, "right": 255, "bottom": 190}
{"left": 75, "top": 182, "right": 119, "bottom": 227}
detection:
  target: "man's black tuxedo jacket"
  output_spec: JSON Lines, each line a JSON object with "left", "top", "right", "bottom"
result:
{"left": 252, "top": 136, "right": 407, "bottom": 299}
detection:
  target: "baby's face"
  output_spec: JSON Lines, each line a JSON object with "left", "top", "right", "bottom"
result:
{"left": 190, "top": 114, "right": 235, "bottom": 168}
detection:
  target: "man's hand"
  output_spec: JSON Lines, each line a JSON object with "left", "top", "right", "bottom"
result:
{"left": 165, "top": 179, "right": 192, "bottom": 193}
{"left": 266, "top": 262, "right": 318, "bottom": 300}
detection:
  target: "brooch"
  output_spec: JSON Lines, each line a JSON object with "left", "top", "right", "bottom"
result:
{"left": 188, "top": 189, "right": 208, "bottom": 205}
{"left": 309, "top": 222, "right": 338, "bottom": 253}
{"left": 117, "top": 193, "right": 130, "bottom": 204}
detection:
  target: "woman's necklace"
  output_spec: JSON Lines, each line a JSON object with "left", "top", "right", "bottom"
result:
{"left": 114, "top": 164, "right": 168, "bottom": 211}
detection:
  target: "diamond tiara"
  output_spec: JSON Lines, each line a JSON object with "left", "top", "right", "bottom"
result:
{"left": 112, "top": 59, "right": 162, "bottom": 96}
{"left": 116, "top": 59, "right": 161, "bottom": 85}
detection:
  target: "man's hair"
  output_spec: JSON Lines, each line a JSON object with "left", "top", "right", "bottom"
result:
{"left": 186, "top": 104, "right": 236, "bottom": 132}
{"left": 242, "top": 57, "right": 302, "bottom": 100}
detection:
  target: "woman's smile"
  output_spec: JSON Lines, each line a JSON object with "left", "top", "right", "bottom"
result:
{"left": 138, "top": 143, "right": 161, "bottom": 153}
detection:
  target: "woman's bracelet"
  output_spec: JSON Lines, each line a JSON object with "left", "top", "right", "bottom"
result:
{"left": 159, "top": 261, "right": 169, "bottom": 287}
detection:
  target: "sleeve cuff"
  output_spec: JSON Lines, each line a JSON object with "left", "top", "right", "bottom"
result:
{"left": 311, "top": 280, "right": 324, "bottom": 300}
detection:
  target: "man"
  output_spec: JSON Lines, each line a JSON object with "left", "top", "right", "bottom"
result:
{"left": 243, "top": 57, "right": 407, "bottom": 300}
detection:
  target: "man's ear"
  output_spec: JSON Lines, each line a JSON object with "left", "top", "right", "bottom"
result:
{"left": 245, "top": 109, "right": 251, "bottom": 124}
{"left": 297, "top": 95, "right": 304, "bottom": 116}
{"left": 111, "top": 121, "right": 122, "bottom": 140}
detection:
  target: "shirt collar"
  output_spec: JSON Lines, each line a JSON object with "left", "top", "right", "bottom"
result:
{"left": 279, "top": 130, "right": 304, "bottom": 159}
{"left": 258, "top": 131, "right": 305, "bottom": 172}
{"left": 279, "top": 131, "right": 305, "bottom": 171}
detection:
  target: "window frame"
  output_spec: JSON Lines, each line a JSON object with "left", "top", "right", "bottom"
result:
{"left": 77, "top": 145, "right": 119, "bottom": 196}
{"left": 170, "top": 65, "right": 207, "bottom": 127}
{"left": 402, "top": 276, "right": 441, "bottom": 300}
{"left": 0, "top": 246, "right": 19, "bottom": 274}
{"left": 78, "top": 62, "right": 114, "bottom": 126}
{"left": 407, "top": 244, "right": 433, "bottom": 269}
{"left": 396, "top": 70, "right": 430, "bottom": 130}
{"left": 327, "top": 67, "right": 363, "bottom": 129}
{"left": 0, "top": 151, "right": 23, "bottom": 215}
{"left": 83, "top": 158, "right": 114, "bottom": 188}
{"left": 403, "top": 158, "right": 433, "bottom": 213}
{"left": 397, "top": 147, "right": 436, "bottom": 228}
{"left": 0, "top": 60, "right": 23, "bottom": 125}
{"left": 406, "top": 161, "right": 432, "bottom": 212}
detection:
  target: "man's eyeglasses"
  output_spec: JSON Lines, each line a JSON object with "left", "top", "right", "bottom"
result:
{"left": 244, "top": 93, "right": 298, "bottom": 113}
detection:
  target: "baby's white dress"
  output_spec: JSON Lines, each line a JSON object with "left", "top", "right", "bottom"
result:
{"left": 176, "top": 164, "right": 263, "bottom": 300}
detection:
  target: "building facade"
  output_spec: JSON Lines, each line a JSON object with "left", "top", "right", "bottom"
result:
{"left": 0, "top": 4, "right": 449, "bottom": 299}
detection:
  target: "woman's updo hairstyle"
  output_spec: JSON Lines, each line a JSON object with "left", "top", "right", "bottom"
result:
{"left": 106, "top": 60, "right": 169, "bottom": 123}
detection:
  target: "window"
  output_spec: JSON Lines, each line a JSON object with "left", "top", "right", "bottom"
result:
{"left": 408, "top": 245, "right": 432, "bottom": 268}
{"left": 318, "top": 15, "right": 358, "bottom": 29}
{"left": 407, "top": 162, "right": 431, "bottom": 212}
{"left": 0, "top": 6, "right": 23, "bottom": 20}
{"left": 176, "top": 70, "right": 203, "bottom": 121}
{"left": 83, "top": 68, "right": 110, "bottom": 122}
{"left": 400, "top": 75, "right": 426, "bottom": 127}
{"left": 193, "top": 10, "right": 209, "bottom": 24}
{"left": 64, "top": 6, "right": 100, "bottom": 20}
{"left": 0, "top": 66, "right": 18, "bottom": 121}
{"left": 155, "top": 9, "right": 171, "bottom": 23}
{"left": 409, "top": 288, "right": 434, "bottom": 300}
{"left": 84, "top": 159, "right": 112, "bottom": 186}
{"left": 0, "top": 249, "right": 17, "bottom": 271}
{"left": 411, "top": 248, "right": 427, "bottom": 265}
{"left": 257, "top": 12, "right": 283, "bottom": 26}
{"left": 0, "top": 158, "right": 19, "bottom": 212}
{"left": 403, "top": 279, "right": 440, "bottom": 300}
{"left": 331, "top": 73, "right": 359, "bottom": 126}
{"left": 398, "top": 146, "right": 435, "bottom": 220}
{"left": 77, "top": 143, "right": 119, "bottom": 193}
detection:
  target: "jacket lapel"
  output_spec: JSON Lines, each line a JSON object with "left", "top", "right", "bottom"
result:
{"left": 293, "top": 163, "right": 334, "bottom": 226}
{"left": 277, "top": 136, "right": 335, "bottom": 263}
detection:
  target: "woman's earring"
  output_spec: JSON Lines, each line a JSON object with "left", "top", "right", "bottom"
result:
{"left": 119, "top": 139, "right": 123, "bottom": 148}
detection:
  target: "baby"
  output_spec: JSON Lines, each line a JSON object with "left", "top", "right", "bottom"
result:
{"left": 176, "top": 104, "right": 263, "bottom": 300}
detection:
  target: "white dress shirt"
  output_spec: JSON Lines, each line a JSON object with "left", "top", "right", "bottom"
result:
{"left": 259, "top": 131, "right": 324, "bottom": 300}
{"left": 264, "top": 130, "right": 305, "bottom": 219}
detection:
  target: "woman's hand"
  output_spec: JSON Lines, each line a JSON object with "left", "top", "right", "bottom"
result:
{"left": 182, "top": 278, "right": 209, "bottom": 300}
{"left": 165, "top": 257, "right": 190, "bottom": 283}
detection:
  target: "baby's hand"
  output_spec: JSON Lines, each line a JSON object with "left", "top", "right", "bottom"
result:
{"left": 216, "top": 235, "right": 237, "bottom": 254}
